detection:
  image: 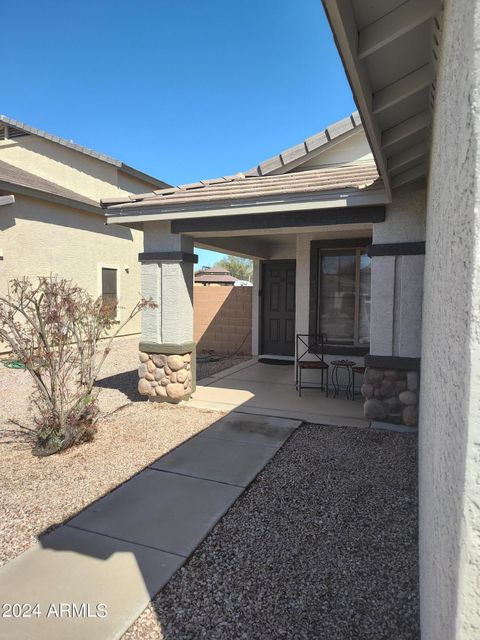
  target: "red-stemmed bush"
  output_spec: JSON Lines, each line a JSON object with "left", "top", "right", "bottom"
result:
{"left": 0, "top": 276, "right": 156, "bottom": 456}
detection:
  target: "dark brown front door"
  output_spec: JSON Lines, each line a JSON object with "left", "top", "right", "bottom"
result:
{"left": 261, "top": 260, "right": 296, "bottom": 356}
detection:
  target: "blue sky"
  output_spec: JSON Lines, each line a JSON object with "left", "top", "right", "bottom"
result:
{"left": 2, "top": 0, "right": 355, "bottom": 267}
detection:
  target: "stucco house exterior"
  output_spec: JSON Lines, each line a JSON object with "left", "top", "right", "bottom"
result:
{"left": 102, "top": 1, "right": 479, "bottom": 637}
{"left": 0, "top": 116, "right": 169, "bottom": 346}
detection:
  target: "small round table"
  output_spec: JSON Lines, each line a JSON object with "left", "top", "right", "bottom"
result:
{"left": 330, "top": 359, "right": 356, "bottom": 399}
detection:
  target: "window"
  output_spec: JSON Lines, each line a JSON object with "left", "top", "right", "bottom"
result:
{"left": 101, "top": 267, "right": 118, "bottom": 319}
{"left": 316, "top": 247, "right": 371, "bottom": 347}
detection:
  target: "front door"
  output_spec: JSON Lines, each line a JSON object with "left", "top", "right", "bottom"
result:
{"left": 261, "top": 260, "right": 296, "bottom": 355}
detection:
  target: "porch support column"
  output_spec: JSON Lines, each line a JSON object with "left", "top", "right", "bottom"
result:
{"left": 137, "top": 221, "right": 197, "bottom": 403}
{"left": 362, "top": 187, "right": 426, "bottom": 426}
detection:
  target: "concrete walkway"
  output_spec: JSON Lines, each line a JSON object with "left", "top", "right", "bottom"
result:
{"left": 0, "top": 412, "right": 299, "bottom": 640}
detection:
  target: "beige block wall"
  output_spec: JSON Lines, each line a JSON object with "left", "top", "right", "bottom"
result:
{"left": 194, "top": 287, "right": 252, "bottom": 355}
{"left": 0, "top": 194, "right": 143, "bottom": 350}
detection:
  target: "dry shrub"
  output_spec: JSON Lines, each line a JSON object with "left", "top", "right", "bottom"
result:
{"left": 0, "top": 276, "right": 156, "bottom": 456}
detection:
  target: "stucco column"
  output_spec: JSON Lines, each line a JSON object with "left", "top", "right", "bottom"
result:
{"left": 362, "top": 187, "right": 426, "bottom": 426}
{"left": 137, "top": 221, "right": 197, "bottom": 403}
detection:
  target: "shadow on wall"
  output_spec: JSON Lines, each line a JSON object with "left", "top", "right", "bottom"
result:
{"left": 194, "top": 287, "right": 252, "bottom": 356}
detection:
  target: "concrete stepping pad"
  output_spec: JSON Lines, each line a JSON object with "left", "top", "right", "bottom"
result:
{"left": 68, "top": 469, "right": 243, "bottom": 557}
{"left": 151, "top": 435, "right": 279, "bottom": 486}
{"left": 0, "top": 526, "right": 183, "bottom": 640}
{"left": 198, "top": 411, "right": 299, "bottom": 447}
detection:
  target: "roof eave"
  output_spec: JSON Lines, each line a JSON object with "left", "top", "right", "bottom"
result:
{"left": 104, "top": 187, "right": 389, "bottom": 226}
{"left": 119, "top": 163, "right": 171, "bottom": 190}
{"left": 0, "top": 179, "right": 103, "bottom": 216}
{"left": 321, "top": 1, "right": 392, "bottom": 201}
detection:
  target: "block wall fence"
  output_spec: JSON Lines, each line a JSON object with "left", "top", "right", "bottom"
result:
{"left": 194, "top": 287, "right": 252, "bottom": 356}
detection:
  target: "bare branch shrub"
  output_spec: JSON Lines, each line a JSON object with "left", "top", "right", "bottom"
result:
{"left": 0, "top": 276, "right": 156, "bottom": 456}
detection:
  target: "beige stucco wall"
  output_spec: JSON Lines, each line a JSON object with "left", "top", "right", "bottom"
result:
{"left": 295, "top": 128, "right": 373, "bottom": 171}
{"left": 0, "top": 136, "right": 156, "bottom": 200}
{"left": 0, "top": 194, "right": 143, "bottom": 344}
{"left": 419, "top": 0, "right": 480, "bottom": 638}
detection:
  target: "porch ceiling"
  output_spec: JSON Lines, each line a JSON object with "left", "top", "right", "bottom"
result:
{"left": 322, "top": 0, "right": 443, "bottom": 195}
{"left": 193, "top": 225, "right": 374, "bottom": 260}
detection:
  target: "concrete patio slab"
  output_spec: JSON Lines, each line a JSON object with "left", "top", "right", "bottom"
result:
{"left": 151, "top": 434, "right": 281, "bottom": 486}
{"left": 69, "top": 469, "right": 243, "bottom": 557}
{"left": 198, "top": 411, "right": 300, "bottom": 447}
{"left": 0, "top": 526, "right": 183, "bottom": 640}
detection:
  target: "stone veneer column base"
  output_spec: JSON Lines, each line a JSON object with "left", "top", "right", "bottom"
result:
{"left": 137, "top": 342, "right": 195, "bottom": 403}
{"left": 361, "top": 367, "right": 419, "bottom": 426}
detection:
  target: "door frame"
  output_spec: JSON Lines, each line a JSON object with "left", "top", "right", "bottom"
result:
{"left": 260, "top": 259, "right": 296, "bottom": 356}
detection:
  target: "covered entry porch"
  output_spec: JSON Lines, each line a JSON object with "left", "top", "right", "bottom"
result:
{"left": 102, "top": 156, "right": 425, "bottom": 428}
{"left": 191, "top": 357, "right": 368, "bottom": 427}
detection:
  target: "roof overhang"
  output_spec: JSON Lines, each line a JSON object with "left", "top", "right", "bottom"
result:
{"left": 0, "top": 179, "right": 103, "bottom": 216}
{"left": 322, "top": 0, "right": 443, "bottom": 195}
{"left": 105, "top": 187, "right": 388, "bottom": 227}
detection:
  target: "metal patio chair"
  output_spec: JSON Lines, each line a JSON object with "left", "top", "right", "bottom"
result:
{"left": 295, "top": 333, "right": 329, "bottom": 397}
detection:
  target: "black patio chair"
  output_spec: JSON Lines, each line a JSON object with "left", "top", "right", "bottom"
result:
{"left": 295, "top": 334, "right": 329, "bottom": 398}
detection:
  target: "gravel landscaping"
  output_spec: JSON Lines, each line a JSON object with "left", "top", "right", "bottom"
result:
{"left": 0, "top": 336, "right": 227, "bottom": 566}
{"left": 124, "top": 424, "right": 418, "bottom": 640}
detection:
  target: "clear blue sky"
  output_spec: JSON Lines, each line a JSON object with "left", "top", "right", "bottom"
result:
{"left": 2, "top": 0, "right": 355, "bottom": 267}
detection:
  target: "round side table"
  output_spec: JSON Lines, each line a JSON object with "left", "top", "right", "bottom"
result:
{"left": 330, "top": 359, "right": 356, "bottom": 399}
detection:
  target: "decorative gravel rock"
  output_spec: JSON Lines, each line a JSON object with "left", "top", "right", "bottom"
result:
{"left": 365, "top": 368, "right": 384, "bottom": 384}
{"left": 399, "top": 391, "right": 418, "bottom": 406}
{"left": 177, "top": 369, "right": 188, "bottom": 384}
{"left": 407, "top": 372, "right": 419, "bottom": 391}
{"left": 166, "top": 382, "right": 185, "bottom": 401}
{"left": 361, "top": 383, "right": 374, "bottom": 399}
{"left": 138, "top": 378, "right": 152, "bottom": 396}
{"left": 124, "top": 424, "right": 419, "bottom": 640}
{"left": 167, "top": 355, "right": 184, "bottom": 372}
{"left": 395, "top": 380, "right": 408, "bottom": 393}
{"left": 152, "top": 354, "right": 167, "bottom": 368}
{"left": 138, "top": 351, "right": 193, "bottom": 401}
{"left": 147, "top": 359, "right": 156, "bottom": 374}
{"left": 154, "top": 368, "right": 165, "bottom": 381}
{"left": 364, "top": 398, "right": 388, "bottom": 420}
{"left": 156, "top": 385, "right": 168, "bottom": 398}
{"left": 362, "top": 368, "right": 419, "bottom": 426}
{"left": 403, "top": 405, "right": 418, "bottom": 426}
